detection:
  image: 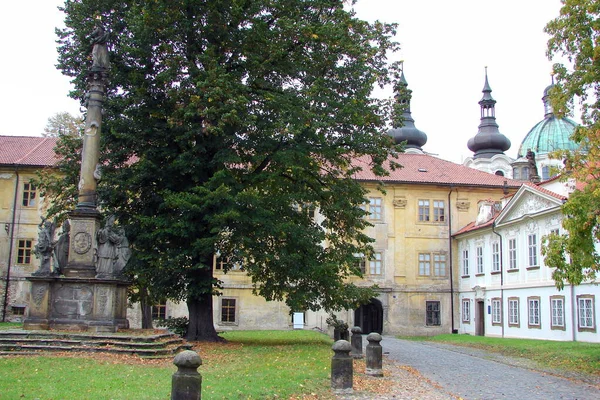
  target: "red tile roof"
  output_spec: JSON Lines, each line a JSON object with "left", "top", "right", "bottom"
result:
{"left": 523, "top": 181, "right": 567, "bottom": 201}
{"left": 0, "top": 135, "right": 59, "bottom": 167}
{"left": 352, "top": 153, "right": 522, "bottom": 188}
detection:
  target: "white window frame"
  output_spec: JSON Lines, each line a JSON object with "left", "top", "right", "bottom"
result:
{"left": 418, "top": 199, "right": 430, "bottom": 222}
{"left": 433, "top": 253, "right": 446, "bottom": 277}
{"left": 577, "top": 295, "right": 596, "bottom": 332}
{"left": 550, "top": 296, "right": 565, "bottom": 330}
{"left": 528, "top": 297, "right": 541, "bottom": 328}
{"left": 433, "top": 200, "right": 445, "bottom": 222}
{"left": 418, "top": 253, "right": 431, "bottom": 276}
{"left": 508, "top": 238, "right": 517, "bottom": 270}
{"left": 368, "top": 197, "right": 383, "bottom": 220}
{"left": 462, "top": 300, "right": 470, "bottom": 323}
{"left": 528, "top": 234, "right": 538, "bottom": 267}
{"left": 369, "top": 252, "right": 382, "bottom": 275}
{"left": 492, "top": 242, "right": 500, "bottom": 272}
{"left": 462, "top": 249, "right": 469, "bottom": 276}
{"left": 476, "top": 246, "right": 484, "bottom": 274}
{"left": 508, "top": 298, "right": 519, "bottom": 327}
{"left": 492, "top": 298, "right": 502, "bottom": 325}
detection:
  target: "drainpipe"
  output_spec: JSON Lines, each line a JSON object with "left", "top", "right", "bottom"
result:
{"left": 2, "top": 167, "right": 19, "bottom": 322}
{"left": 448, "top": 187, "right": 457, "bottom": 333}
{"left": 492, "top": 221, "right": 504, "bottom": 338}
{"left": 571, "top": 284, "right": 576, "bottom": 342}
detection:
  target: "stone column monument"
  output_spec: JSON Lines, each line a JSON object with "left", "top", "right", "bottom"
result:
{"left": 24, "top": 23, "right": 130, "bottom": 332}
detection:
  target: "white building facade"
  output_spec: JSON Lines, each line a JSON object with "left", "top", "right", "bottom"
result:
{"left": 456, "top": 184, "right": 600, "bottom": 342}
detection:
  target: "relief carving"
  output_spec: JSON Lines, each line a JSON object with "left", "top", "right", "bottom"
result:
{"left": 393, "top": 197, "right": 407, "bottom": 208}
{"left": 456, "top": 200, "right": 470, "bottom": 212}
{"left": 32, "top": 285, "right": 47, "bottom": 307}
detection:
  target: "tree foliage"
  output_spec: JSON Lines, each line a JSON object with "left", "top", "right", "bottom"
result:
{"left": 55, "top": 0, "right": 401, "bottom": 340}
{"left": 542, "top": 0, "right": 600, "bottom": 287}
{"left": 42, "top": 112, "right": 84, "bottom": 138}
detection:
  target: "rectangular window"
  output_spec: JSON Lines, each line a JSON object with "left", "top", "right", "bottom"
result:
{"left": 151, "top": 303, "right": 166, "bottom": 320}
{"left": 418, "top": 253, "right": 431, "bottom": 276}
{"left": 577, "top": 295, "right": 596, "bottom": 332}
{"left": 528, "top": 297, "right": 541, "bottom": 328}
{"left": 492, "top": 298, "right": 502, "bottom": 325}
{"left": 22, "top": 182, "right": 36, "bottom": 207}
{"left": 462, "top": 249, "right": 469, "bottom": 276}
{"left": 528, "top": 234, "right": 538, "bottom": 267}
{"left": 433, "top": 200, "right": 445, "bottom": 222}
{"left": 508, "top": 239, "right": 517, "bottom": 270}
{"left": 11, "top": 306, "right": 25, "bottom": 316}
{"left": 368, "top": 197, "right": 382, "bottom": 220}
{"left": 418, "top": 200, "right": 430, "bottom": 222}
{"left": 214, "top": 256, "right": 243, "bottom": 271}
{"left": 492, "top": 242, "right": 500, "bottom": 272}
{"left": 508, "top": 298, "right": 520, "bottom": 327}
{"left": 476, "top": 246, "right": 484, "bottom": 274}
{"left": 550, "top": 296, "right": 565, "bottom": 330}
{"left": 221, "top": 298, "right": 237, "bottom": 323}
{"left": 433, "top": 253, "right": 446, "bottom": 277}
{"left": 355, "top": 255, "right": 366, "bottom": 274}
{"left": 462, "top": 300, "right": 470, "bottom": 323}
{"left": 17, "top": 239, "right": 33, "bottom": 264}
{"left": 426, "top": 301, "right": 441, "bottom": 326}
{"left": 369, "top": 252, "right": 382, "bottom": 275}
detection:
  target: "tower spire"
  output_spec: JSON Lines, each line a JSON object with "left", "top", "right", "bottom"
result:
{"left": 467, "top": 68, "right": 511, "bottom": 159}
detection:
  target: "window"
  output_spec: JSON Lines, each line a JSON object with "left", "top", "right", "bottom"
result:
{"left": 492, "top": 242, "right": 500, "bottom": 272}
{"left": 462, "top": 249, "right": 469, "bottom": 276}
{"left": 508, "top": 239, "right": 517, "bottom": 270}
{"left": 433, "top": 253, "right": 446, "bottom": 277}
{"left": 418, "top": 200, "right": 430, "bottom": 222}
{"left": 355, "top": 255, "right": 366, "bottom": 274}
{"left": 151, "top": 303, "right": 166, "bottom": 320}
{"left": 577, "top": 295, "right": 596, "bottom": 332}
{"left": 462, "top": 300, "right": 470, "bottom": 323}
{"left": 22, "top": 182, "right": 36, "bottom": 207}
{"left": 221, "top": 298, "right": 237, "bottom": 324}
{"left": 433, "top": 200, "right": 445, "bottom": 222}
{"left": 521, "top": 167, "right": 529, "bottom": 180}
{"left": 513, "top": 168, "right": 520, "bottom": 180}
{"left": 492, "top": 298, "right": 502, "bottom": 325}
{"left": 550, "top": 296, "right": 565, "bottom": 330}
{"left": 542, "top": 165, "right": 551, "bottom": 181}
{"left": 528, "top": 234, "right": 538, "bottom": 267}
{"left": 11, "top": 306, "right": 25, "bottom": 316}
{"left": 367, "top": 197, "right": 382, "bottom": 220}
{"left": 476, "top": 246, "right": 484, "bottom": 274}
{"left": 214, "top": 256, "right": 243, "bottom": 271}
{"left": 369, "top": 252, "right": 382, "bottom": 275}
{"left": 418, "top": 253, "right": 431, "bottom": 276}
{"left": 17, "top": 239, "right": 33, "bottom": 264}
{"left": 508, "top": 298, "right": 520, "bottom": 327}
{"left": 426, "top": 301, "right": 441, "bottom": 326}
{"left": 528, "top": 297, "right": 541, "bottom": 328}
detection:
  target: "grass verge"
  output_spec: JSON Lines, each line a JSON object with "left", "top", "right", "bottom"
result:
{"left": 0, "top": 329, "right": 334, "bottom": 399}
{"left": 404, "top": 334, "right": 600, "bottom": 376}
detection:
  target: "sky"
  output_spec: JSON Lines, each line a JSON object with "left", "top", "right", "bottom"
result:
{"left": 0, "top": 0, "right": 567, "bottom": 163}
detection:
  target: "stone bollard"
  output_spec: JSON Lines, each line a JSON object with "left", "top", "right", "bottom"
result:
{"left": 331, "top": 340, "right": 353, "bottom": 394}
{"left": 350, "top": 326, "right": 363, "bottom": 359}
{"left": 365, "top": 332, "right": 383, "bottom": 377}
{"left": 171, "top": 350, "right": 202, "bottom": 400}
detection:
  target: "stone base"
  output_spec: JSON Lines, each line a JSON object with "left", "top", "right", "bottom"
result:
{"left": 24, "top": 275, "right": 130, "bottom": 332}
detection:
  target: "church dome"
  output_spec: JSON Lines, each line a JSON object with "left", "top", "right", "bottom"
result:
{"left": 517, "top": 84, "right": 579, "bottom": 157}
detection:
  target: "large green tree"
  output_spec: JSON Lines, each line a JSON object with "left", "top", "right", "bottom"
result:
{"left": 56, "top": 0, "right": 401, "bottom": 340}
{"left": 542, "top": 0, "right": 600, "bottom": 288}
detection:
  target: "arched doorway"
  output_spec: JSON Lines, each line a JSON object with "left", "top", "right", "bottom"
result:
{"left": 354, "top": 298, "right": 383, "bottom": 334}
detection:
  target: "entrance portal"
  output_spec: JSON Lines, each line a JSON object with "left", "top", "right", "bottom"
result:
{"left": 354, "top": 298, "right": 383, "bottom": 334}
{"left": 476, "top": 300, "right": 485, "bottom": 336}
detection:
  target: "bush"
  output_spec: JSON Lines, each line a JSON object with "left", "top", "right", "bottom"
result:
{"left": 156, "top": 316, "right": 189, "bottom": 337}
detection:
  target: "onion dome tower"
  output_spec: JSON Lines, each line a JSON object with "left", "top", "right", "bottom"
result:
{"left": 387, "top": 69, "right": 427, "bottom": 153}
{"left": 467, "top": 68, "right": 511, "bottom": 159}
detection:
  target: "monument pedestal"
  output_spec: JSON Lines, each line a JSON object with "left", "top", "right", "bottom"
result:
{"left": 24, "top": 276, "right": 129, "bottom": 333}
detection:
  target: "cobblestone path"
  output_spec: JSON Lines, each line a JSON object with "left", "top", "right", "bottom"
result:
{"left": 380, "top": 336, "right": 600, "bottom": 400}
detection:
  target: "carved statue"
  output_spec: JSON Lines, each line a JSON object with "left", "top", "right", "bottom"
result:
{"left": 90, "top": 24, "right": 110, "bottom": 71}
{"left": 33, "top": 220, "right": 55, "bottom": 276}
{"left": 96, "top": 216, "right": 129, "bottom": 278}
{"left": 526, "top": 149, "right": 540, "bottom": 182}
{"left": 53, "top": 220, "right": 70, "bottom": 275}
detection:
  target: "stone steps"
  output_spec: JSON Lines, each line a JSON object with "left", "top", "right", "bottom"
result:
{"left": 0, "top": 329, "right": 192, "bottom": 358}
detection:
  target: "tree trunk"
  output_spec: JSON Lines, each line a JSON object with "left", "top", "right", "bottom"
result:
{"left": 140, "top": 295, "right": 153, "bottom": 330}
{"left": 186, "top": 294, "right": 222, "bottom": 341}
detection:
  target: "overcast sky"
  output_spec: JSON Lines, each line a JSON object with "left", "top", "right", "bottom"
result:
{"left": 0, "top": 0, "right": 566, "bottom": 163}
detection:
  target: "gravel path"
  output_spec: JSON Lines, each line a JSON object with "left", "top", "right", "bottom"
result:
{"left": 353, "top": 336, "right": 600, "bottom": 400}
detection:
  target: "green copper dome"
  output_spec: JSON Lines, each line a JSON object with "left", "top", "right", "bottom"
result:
{"left": 517, "top": 84, "right": 579, "bottom": 158}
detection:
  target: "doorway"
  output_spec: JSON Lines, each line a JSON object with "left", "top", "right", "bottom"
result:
{"left": 476, "top": 300, "right": 485, "bottom": 336}
{"left": 354, "top": 298, "right": 383, "bottom": 334}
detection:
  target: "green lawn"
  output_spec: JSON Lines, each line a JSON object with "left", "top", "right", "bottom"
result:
{"left": 0, "top": 322, "right": 22, "bottom": 330}
{"left": 0, "top": 329, "right": 335, "bottom": 400}
{"left": 406, "top": 334, "right": 600, "bottom": 376}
